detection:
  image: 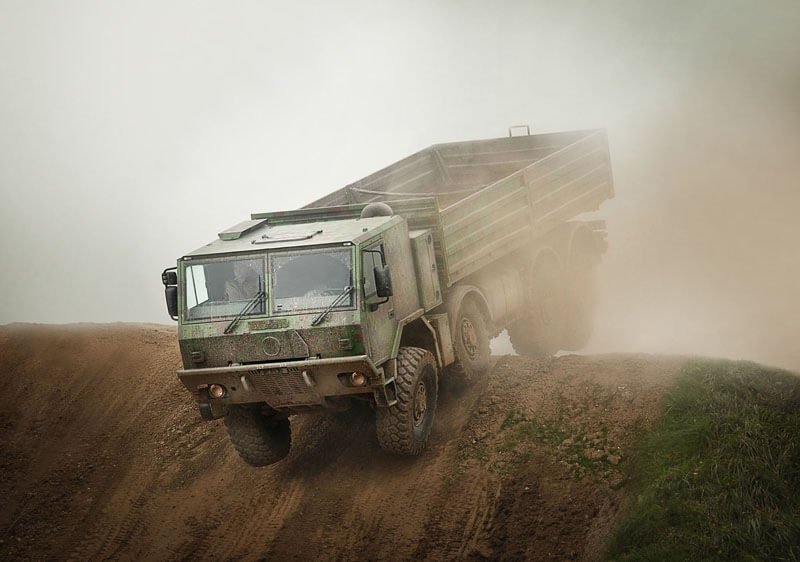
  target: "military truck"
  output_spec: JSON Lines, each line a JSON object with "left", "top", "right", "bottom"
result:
{"left": 161, "top": 128, "right": 614, "bottom": 466}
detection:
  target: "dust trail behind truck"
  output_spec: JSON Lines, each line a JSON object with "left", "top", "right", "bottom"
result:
{"left": 162, "top": 128, "right": 614, "bottom": 465}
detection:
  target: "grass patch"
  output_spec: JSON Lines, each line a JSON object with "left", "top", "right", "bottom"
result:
{"left": 605, "top": 359, "right": 800, "bottom": 561}
{"left": 497, "top": 409, "right": 566, "bottom": 453}
{"left": 497, "top": 408, "right": 615, "bottom": 478}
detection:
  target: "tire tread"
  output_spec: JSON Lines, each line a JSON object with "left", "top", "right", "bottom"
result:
{"left": 224, "top": 405, "right": 291, "bottom": 467}
{"left": 375, "top": 347, "right": 437, "bottom": 456}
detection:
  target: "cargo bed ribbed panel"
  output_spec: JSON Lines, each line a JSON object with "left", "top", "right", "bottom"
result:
{"left": 305, "top": 129, "right": 613, "bottom": 287}
{"left": 439, "top": 131, "right": 613, "bottom": 285}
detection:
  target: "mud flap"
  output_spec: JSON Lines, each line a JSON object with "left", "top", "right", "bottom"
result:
{"left": 373, "top": 377, "right": 398, "bottom": 407}
{"left": 373, "top": 361, "right": 398, "bottom": 407}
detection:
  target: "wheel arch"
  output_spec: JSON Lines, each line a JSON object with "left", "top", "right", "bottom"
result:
{"left": 529, "top": 245, "right": 561, "bottom": 273}
{"left": 445, "top": 284, "right": 493, "bottom": 331}
{"left": 541, "top": 222, "right": 600, "bottom": 269}
{"left": 566, "top": 224, "right": 600, "bottom": 268}
{"left": 398, "top": 317, "right": 441, "bottom": 369}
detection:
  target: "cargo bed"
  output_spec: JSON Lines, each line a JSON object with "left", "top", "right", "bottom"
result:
{"left": 302, "top": 129, "right": 614, "bottom": 287}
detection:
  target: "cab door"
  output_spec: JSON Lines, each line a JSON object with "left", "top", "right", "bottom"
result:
{"left": 361, "top": 240, "right": 397, "bottom": 365}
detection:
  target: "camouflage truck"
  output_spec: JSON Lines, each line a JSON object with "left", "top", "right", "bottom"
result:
{"left": 161, "top": 128, "right": 614, "bottom": 466}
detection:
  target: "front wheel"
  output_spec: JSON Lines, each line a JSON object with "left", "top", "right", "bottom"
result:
{"left": 376, "top": 347, "right": 438, "bottom": 455}
{"left": 224, "top": 405, "right": 291, "bottom": 467}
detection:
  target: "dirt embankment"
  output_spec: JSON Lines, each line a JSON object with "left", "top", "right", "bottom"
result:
{"left": 0, "top": 325, "right": 684, "bottom": 561}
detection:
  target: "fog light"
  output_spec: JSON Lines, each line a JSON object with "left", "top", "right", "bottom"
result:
{"left": 208, "top": 384, "right": 226, "bottom": 399}
{"left": 350, "top": 372, "right": 367, "bottom": 386}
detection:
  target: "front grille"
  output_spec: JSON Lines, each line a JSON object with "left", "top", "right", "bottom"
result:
{"left": 248, "top": 368, "right": 322, "bottom": 408}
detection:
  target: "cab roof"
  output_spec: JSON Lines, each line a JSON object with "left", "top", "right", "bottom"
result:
{"left": 184, "top": 214, "right": 398, "bottom": 258}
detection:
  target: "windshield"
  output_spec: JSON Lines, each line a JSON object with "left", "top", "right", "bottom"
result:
{"left": 271, "top": 248, "right": 354, "bottom": 313}
{"left": 184, "top": 257, "right": 265, "bottom": 320}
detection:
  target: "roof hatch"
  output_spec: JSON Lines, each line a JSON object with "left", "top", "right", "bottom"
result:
{"left": 217, "top": 219, "right": 268, "bottom": 241}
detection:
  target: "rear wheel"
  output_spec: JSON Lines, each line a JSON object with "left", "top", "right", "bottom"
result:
{"left": 508, "top": 258, "right": 566, "bottom": 358}
{"left": 376, "top": 347, "right": 438, "bottom": 455}
{"left": 563, "top": 246, "right": 598, "bottom": 350}
{"left": 451, "top": 299, "right": 491, "bottom": 379}
{"left": 224, "top": 405, "right": 291, "bottom": 467}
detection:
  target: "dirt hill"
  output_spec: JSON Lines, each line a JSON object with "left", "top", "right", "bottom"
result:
{"left": 0, "top": 324, "right": 684, "bottom": 561}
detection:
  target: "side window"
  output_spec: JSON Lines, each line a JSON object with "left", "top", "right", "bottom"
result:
{"left": 362, "top": 243, "right": 383, "bottom": 297}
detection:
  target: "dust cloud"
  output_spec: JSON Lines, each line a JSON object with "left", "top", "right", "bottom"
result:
{"left": 492, "top": 2, "right": 800, "bottom": 371}
{"left": 586, "top": 53, "right": 800, "bottom": 370}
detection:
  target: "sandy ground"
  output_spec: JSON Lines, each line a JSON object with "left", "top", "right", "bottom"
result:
{"left": 0, "top": 324, "right": 684, "bottom": 561}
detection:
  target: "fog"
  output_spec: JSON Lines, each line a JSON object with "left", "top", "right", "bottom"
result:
{"left": 1, "top": 1, "right": 798, "bottom": 369}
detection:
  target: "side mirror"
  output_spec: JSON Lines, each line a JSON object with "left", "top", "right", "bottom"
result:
{"left": 162, "top": 270, "right": 178, "bottom": 286}
{"left": 162, "top": 267, "right": 179, "bottom": 321}
{"left": 165, "top": 286, "right": 179, "bottom": 320}
{"left": 374, "top": 265, "right": 393, "bottom": 298}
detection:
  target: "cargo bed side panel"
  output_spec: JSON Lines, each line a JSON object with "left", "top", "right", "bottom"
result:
{"left": 304, "top": 129, "right": 614, "bottom": 288}
{"left": 438, "top": 130, "right": 614, "bottom": 286}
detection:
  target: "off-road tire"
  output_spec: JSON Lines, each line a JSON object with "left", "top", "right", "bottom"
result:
{"left": 508, "top": 259, "right": 566, "bottom": 358}
{"left": 224, "top": 405, "right": 291, "bottom": 467}
{"left": 451, "top": 299, "right": 491, "bottom": 380}
{"left": 563, "top": 248, "right": 597, "bottom": 350}
{"left": 376, "top": 347, "right": 438, "bottom": 455}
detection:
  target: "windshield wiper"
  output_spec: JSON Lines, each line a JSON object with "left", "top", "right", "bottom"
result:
{"left": 311, "top": 286, "right": 354, "bottom": 327}
{"left": 224, "top": 290, "right": 266, "bottom": 334}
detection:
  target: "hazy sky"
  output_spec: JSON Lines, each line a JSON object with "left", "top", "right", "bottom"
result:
{"left": 1, "top": 1, "right": 799, "bottom": 367}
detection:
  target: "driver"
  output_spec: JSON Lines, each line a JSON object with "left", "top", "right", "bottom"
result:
{"left": 225, "top": 261, "right": 260, "bottom": 301}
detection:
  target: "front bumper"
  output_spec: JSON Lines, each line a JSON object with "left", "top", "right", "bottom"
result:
{"left": 178, "top": 355, "right": 394, "bottom": 411}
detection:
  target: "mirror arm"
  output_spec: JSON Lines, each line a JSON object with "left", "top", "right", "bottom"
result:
{"left": 368, "top": 296, "right": 390, "bottom": 312}
{"left": 363, "top": 248, "right": 387, "bottom": 267}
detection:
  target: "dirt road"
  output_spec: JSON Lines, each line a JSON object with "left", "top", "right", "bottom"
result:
{"left": 0, "top": 325, "right": 684, "bottom": 561}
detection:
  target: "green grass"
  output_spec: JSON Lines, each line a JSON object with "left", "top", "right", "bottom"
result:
{"left": 498, "top": 407, "right": 616, "bottom": 477}
{"left": 498, "top": 408, "right": 566, "bottom": 452}
{"left": 605, "top": 360, "right": 800, "bottom": 561}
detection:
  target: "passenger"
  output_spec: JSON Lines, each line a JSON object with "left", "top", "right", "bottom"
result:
{"left": 225, "top": 261, "right": 260, "bottom": 301}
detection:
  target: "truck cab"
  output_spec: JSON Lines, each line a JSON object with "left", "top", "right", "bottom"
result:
{"left": 164, "top": 206, "right": 447, "bottom": 465}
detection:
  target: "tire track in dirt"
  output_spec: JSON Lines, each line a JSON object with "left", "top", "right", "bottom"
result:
{"left": 0, "top": 325, "right": 182, "bottom": 560}
{"left": 457, "top": 475, "right": 503, "bottom": 559}
{"left": 0, "top": 325, "right": 685, "bottom": 561}
{"left": 62, "top": 334, "right": 188, "bottom": 561}
{"left": 255, "top": 373, "right": 490, "bottom": 561}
